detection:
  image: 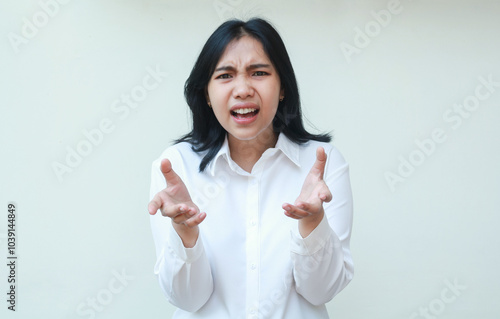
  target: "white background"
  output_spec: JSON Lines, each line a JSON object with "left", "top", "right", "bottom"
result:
{"left": 1, "top": 0, "right": 499, "bottom": 318}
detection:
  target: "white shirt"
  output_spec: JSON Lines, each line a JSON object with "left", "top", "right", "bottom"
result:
{"left": 149, "top": 133, "right": 354, "bottom": 319}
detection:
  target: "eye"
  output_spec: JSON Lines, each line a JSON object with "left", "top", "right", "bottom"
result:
{"left": 215, "top": 73, "right": 232, "bottom": 79}
{"left": 253, "top": 71, "right": 269, "bottom": 76}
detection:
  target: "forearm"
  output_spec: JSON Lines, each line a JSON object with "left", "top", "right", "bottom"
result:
{"left": 291, "top": 215, "right": 353, "bottom": 305}
{"left": 154, "top": 223, "right": 213, "bottom": 312}
{"left": 149, "top": 151, "right": 214, "bottom": 311}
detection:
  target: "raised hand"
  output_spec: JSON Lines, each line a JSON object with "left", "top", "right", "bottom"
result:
{"left": 282, "top": 147, "right": 332, "bottom": 237}
{"left": 148, "top": 158, "right": 206, "bottom": 247}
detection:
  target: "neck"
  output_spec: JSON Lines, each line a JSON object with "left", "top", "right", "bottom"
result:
{"left": 228, "top": 130, "right": 278, "bottom": 173}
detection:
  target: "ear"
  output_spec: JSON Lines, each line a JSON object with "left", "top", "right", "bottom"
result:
{"left": 279, "top": 88, "right": 285, "bottom": 101}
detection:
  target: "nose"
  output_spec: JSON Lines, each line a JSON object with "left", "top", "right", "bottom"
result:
{"left": 232, "top": 75, "right": 254, "bottom": 99}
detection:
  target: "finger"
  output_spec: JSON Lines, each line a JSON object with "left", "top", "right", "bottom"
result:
{"left": 293, "top": 200, "right": 323, "bottom": 215}
{"left": 163, "top": 203, "right": 192, "bottom": 218}
{"left": 284, "top": 209, "right": 308, "bottom": 220}
{"left": 161, "top": 158, "right": 183, "bottom": 186}
{"left": 293, "top": 201, "right": 311, "bottom": 212}
{"left": 284, "top": 211, "right": 301, "bottom": 220}
{"left": 171, "top": 206, "right": 197, "bottom": 223}
{"left": 310, "top": 147, "right": 327, "bottom": 179}
{"left": 148, "top": 194, "right": 163, "bottom": 215}
{"left": 172, "top": 212, "right": 190, "bottom": 224}
{"left": 184, "top": 212, "right": 207, "bottom": 227}
{"left": 283, "top": 203, "right": 310, "bottom": 219}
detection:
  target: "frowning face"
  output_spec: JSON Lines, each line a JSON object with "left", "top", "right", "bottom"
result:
{"left": 206, "top": 36, "right": 284, "bottom": 145}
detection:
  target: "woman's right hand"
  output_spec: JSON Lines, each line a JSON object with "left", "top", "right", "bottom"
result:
{"left": 148, "top": 158, "right": 206, "bottom": 247}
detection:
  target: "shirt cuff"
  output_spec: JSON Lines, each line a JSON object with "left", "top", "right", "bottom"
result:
{"left": 290, "top": 214, "right": 339, "bottom": 255}
{"left": 167, "top": 224, "right": 205, "bottom": 263}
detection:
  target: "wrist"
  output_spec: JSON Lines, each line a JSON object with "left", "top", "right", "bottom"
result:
{"left": 298, "top": 209, "right": 324, "bottom": 238}
{"left": 172, "top": 222, "right": 199, "bottom": 248}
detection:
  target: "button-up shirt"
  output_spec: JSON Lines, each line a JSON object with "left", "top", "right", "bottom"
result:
{"left": 149, "top": 133, "right": 354, "bottom": 319}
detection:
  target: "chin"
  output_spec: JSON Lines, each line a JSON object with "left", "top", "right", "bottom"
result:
{"left": 229, "top": 127, "right": 276, "bottom": 144}
{"left": 229, "top": 132, "right": 259, "bottom": 141}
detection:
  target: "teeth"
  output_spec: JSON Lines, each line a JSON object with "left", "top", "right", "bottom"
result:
{"left": 233, "top": 108, "right": 256, "bottom": 114}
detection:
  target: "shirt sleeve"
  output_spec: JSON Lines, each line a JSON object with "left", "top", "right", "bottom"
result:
{"left": 289, "top": 146, "right": 354, "bottom": 306}
{"left": 149, "top": 149, "right": 214, "bottom": 312}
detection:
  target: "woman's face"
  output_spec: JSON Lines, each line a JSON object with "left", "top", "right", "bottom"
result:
{"left": 207, "top": 36, "right": 283, "bottom": 145}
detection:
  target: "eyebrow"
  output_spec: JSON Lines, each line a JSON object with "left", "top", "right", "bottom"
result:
{"left": 214, "top": 63, "right": 272, "bottom": 73}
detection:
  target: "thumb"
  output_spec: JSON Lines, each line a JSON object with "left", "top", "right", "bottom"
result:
{"left": 161, "top": 158, "right": 182, "bottom": 186}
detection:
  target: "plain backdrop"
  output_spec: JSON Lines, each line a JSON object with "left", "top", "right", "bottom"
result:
{"left": 1, "top": 0, "right": 499, "bottom": 318}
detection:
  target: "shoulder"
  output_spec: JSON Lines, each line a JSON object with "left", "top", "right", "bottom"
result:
{"left": 152, "top": 141, "right": 203, "bottom": 173}
{"left": 298, "top": 140, "right": 348, "bottom": 173}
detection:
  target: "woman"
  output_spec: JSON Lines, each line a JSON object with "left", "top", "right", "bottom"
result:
{"left": 148, "top": 18, "right": 353, "bottom": 318}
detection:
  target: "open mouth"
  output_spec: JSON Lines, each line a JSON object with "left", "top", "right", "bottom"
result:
{"left": 231, "top": 108, "right": 259, "bottom": 119}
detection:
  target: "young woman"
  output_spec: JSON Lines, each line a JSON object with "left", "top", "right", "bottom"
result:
{"left": 148, "top": 18, "right": 353, "bottom": 319}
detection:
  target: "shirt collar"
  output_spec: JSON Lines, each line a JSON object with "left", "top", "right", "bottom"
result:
{"left": 274, "top": 133, "right": 301, "bottom": 167}
{"left": 208, "top": 136, "right": 234, "bottom": 176}
{"left": 208, "top": 133, "right": 301, "bottom": 176}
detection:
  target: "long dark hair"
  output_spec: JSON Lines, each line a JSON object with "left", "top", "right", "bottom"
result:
{"left": 177, "top": 18, "right": 331, "bottom": 172}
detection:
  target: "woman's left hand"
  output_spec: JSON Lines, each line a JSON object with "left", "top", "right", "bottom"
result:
{"left": 282, "top": 146, "right": 332, "bottom": 237}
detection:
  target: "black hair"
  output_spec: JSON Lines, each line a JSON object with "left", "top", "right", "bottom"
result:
{"left": 177, "top": 18, "right": 331, "bottom": 172}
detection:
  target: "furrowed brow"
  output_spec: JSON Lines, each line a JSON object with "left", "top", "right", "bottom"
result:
{"left": 214, "top": 64, "right": 272, "bottom": 73}
{"left": 214, "top": 65, "right": 236, "bottom": 73}
{"left": 247, "top": 63, "right": 271, "bottom": 71}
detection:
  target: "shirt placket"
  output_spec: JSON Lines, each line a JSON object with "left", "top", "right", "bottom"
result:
{"left": 245, "top": 173, "right": 260, "bottom": 318}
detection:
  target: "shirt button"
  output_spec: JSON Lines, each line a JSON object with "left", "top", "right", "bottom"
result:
{"left": 250, "top": 219, "right": 256, "bottom": 227}
{"left": 251, "top": 263, "right": 257, "bottom": 270}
